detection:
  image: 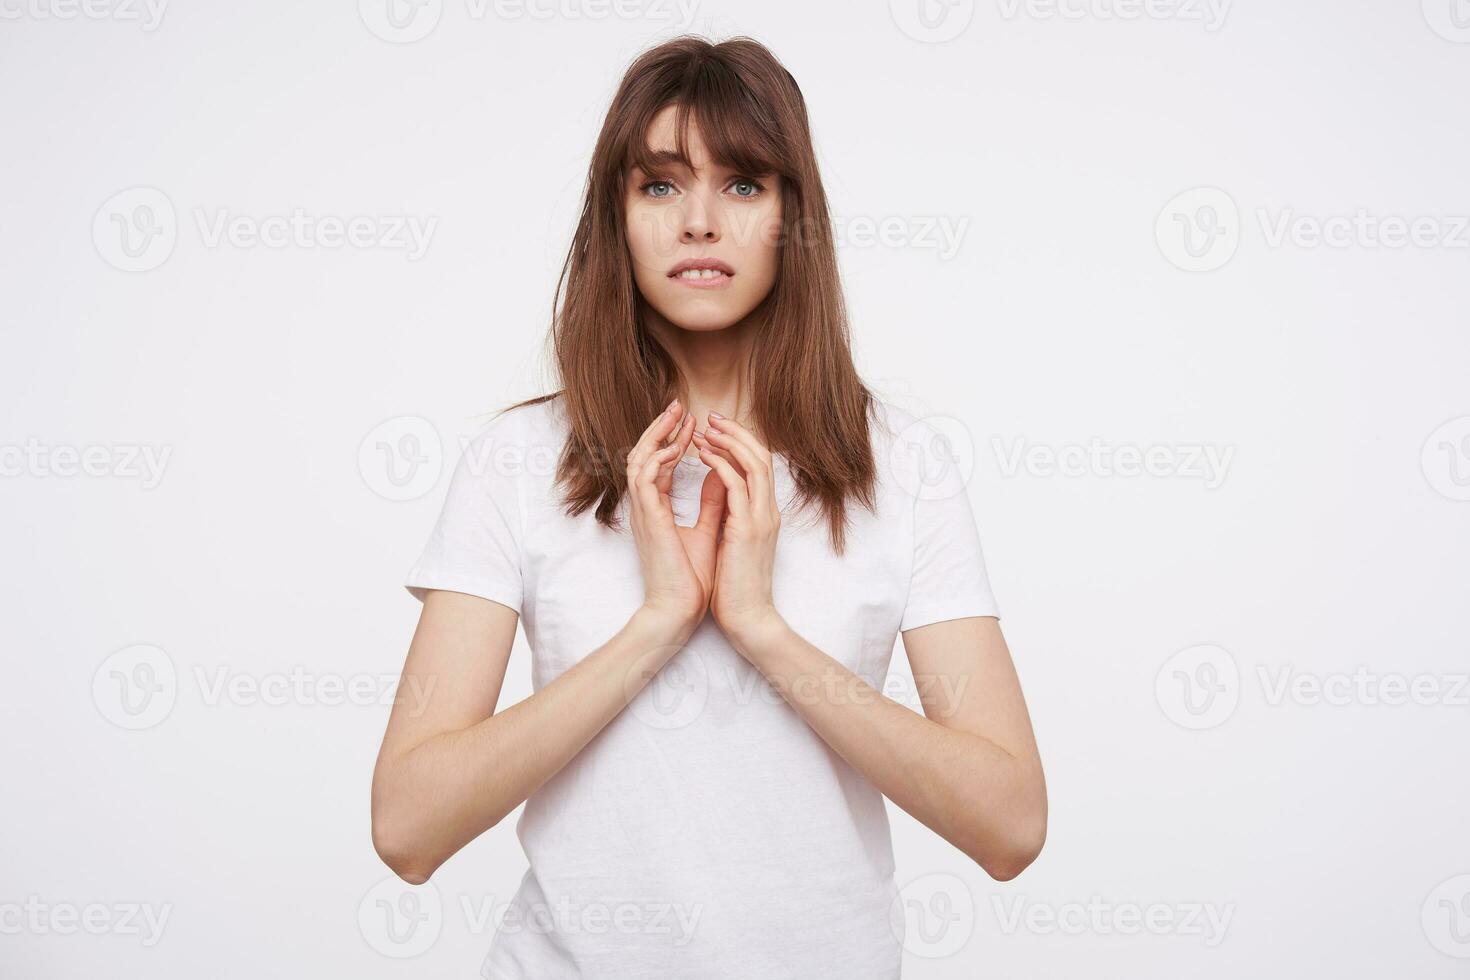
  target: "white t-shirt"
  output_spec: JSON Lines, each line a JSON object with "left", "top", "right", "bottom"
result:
{"left": 405, "top": 393, "right": 1000, "bottom": 980}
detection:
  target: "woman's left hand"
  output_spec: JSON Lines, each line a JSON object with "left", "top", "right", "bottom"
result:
{"left": 692, "top": 412, "right": 785, "bottom": 645}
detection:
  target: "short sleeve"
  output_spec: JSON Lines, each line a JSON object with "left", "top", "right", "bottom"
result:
{"left": 404, "top": 409, "right": 525, "bottom": 613}
{"left": 895, "top": 418, "right": 1001, "bottom": 632}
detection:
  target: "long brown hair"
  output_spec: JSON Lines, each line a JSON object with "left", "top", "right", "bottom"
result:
{"left": 504, "top": 34, "right": 879, "bottom": 554}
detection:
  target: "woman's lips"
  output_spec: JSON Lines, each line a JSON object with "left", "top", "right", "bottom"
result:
{"left": 667, "top": 258, "right": 735, "bottom": 288}
{"left": 670, "top": 267, "right": 734, "bottom": 288}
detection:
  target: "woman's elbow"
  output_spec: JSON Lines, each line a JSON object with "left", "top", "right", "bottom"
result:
{"left": 971, "top": 787, "right": 1048, "bottom": 882}
{"left": 372, "top": 815, "right": 438, "bottom": 885}
{"left": 981, "top": 817, "right": 1046, "bottom": 882}
{"left": 370, "top": 784, "right": 440, "bottom": 885}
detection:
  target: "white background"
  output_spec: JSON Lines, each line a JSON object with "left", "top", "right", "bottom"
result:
{"left": 3, "top": 1, "right": 1468, "bottom": 976}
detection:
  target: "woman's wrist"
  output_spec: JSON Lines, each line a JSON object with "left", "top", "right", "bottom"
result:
{"left": 633, "top": 603, "right": 702, "bottom": 647}
{"left": 721, "top": 606, "right": 790, "bottom": 660}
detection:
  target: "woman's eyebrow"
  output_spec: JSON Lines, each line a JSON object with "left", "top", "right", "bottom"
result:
{"left": 626, "top": 152, "right": 682, "bottom": 184}
{"left": 638, "top": 149, "right": 689, "bottom": 171}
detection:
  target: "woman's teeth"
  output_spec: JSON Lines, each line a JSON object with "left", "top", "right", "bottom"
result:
{"left": 675, "top": 268, "right": 729, "bottom": 280}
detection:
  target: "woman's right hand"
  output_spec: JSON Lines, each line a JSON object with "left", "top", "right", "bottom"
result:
{"left": 627, "top": 398, "right": 726, "bottom": 636}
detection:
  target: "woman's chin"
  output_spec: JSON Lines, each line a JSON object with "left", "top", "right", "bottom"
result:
{"left": 653, "top": 303, "right": 754, "bottom": 333}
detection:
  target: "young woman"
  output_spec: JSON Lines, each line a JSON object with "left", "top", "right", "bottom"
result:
{"left": 371, "top": 34, "right": 1046, "bottom": 979}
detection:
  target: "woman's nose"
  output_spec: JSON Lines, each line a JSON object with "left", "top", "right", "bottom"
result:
{"left": 679, "top": 191, "right": 721, "bottom": 243}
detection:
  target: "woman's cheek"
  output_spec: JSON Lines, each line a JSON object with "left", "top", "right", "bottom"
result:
{"left": 627, "top": 206, "right": 676, "bottom": 272}
{"left": 746, "top": 218, "right": 782, "bottom": 294}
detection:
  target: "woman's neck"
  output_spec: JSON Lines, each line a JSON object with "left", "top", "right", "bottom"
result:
{"left": 644, "top": 308, "right": 763, "bottom": 443}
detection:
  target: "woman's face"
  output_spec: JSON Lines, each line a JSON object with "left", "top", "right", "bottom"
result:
{"left": 624, "top": 105, "right": 783, "bottom": 333}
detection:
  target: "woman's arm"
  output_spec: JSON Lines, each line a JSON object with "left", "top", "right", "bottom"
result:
{"left": 692, "top": 413, "right": 1045, "bottom": 881}
{"left": 372, "top": 398, "right": 718, "bottom": 884}
{"left": 727, "top": 613, "right": 1047, "bottom": 881}
{"left": 370, "top": 591, "right": 694, "bottom": 884}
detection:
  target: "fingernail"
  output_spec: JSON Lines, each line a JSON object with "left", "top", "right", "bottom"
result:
{"left": 709, "top": 410, "right": 725, "bottom": 420}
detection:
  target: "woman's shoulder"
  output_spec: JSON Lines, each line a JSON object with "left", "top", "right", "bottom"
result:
{"left": 454, "top": 394, "right": 566, "bottom": 480}
{"left": 476, "top": 392, "right": 565, "bottom": 438}
{"left": 485, "top": 390, "right": 957, "bottom": 465}
{"left": 863, "top": 390, "right": 977, "bottom": 490}
{"left": 864, "top": 391, "right": 941, "bottom": 451}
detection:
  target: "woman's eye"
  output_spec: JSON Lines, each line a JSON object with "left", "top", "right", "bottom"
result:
{"left": 642, "top": 180, "right": 675, "bottom": 198}
{"left": 730, "top": 178, "right": 763, "bottom": 198}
